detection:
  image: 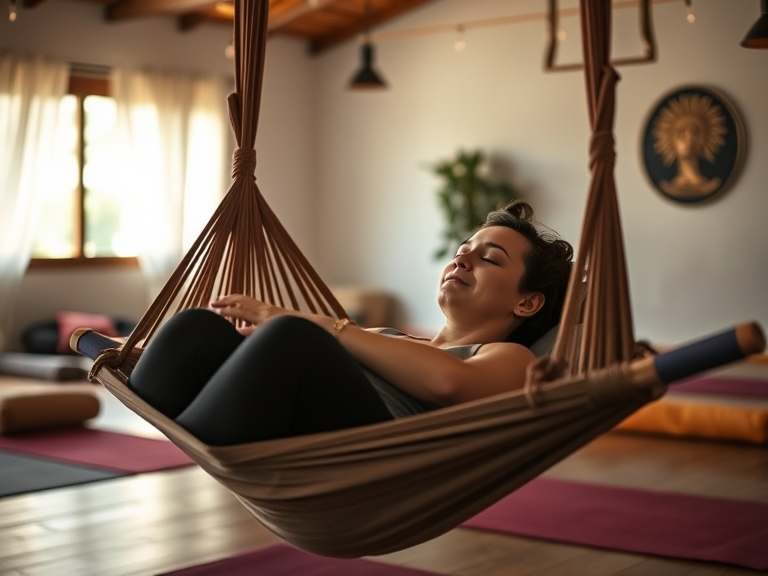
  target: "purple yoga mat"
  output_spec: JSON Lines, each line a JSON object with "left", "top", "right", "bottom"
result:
{"left": 671, "top": 375, "right": 768, "bottom": 399}
{"left": 158, "top": 543, "right": 441, "bottom": 576}
{"left": 463, "top": 477, "right": 768, "bottom": 570}
{"left": 0, "top": 427, "right": 193, "bottom": 473}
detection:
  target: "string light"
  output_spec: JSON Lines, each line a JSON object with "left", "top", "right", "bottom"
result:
{"left": 684, "top": 0, "right": 695, "bottom": 23}
{"left": 9, "top": 0, "right": 17, "bottom": 22}
{"left": 557, "top": 25, "right": 567, "bottom": 42}
{"left": 454, "top": 25, "right": 466, "bottom": 52}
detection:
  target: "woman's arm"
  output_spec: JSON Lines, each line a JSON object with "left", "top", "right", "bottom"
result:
{"left": 210, "top": 294, "right": 535, "bottom": 407}
{"left": 339, "top": 328, "right": 536, "bottom": 406}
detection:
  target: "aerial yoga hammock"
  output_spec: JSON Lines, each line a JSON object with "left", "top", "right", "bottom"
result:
{"left": 73, "top": 0, "right": 765, "bottom": 559}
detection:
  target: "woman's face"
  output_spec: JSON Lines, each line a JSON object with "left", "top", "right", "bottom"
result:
{"left": 438, "top": 225, "right": 533, "bottom": 327}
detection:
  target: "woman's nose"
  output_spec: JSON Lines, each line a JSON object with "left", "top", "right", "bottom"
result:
{"left": 454, "top": 253, "right": 470, "bottom": 270}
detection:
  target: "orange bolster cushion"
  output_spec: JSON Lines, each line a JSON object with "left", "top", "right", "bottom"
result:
{"left": 746, "top": 353, "right": 768, "bottom": 365}
{"left": 0, "top": 382, "right": 100, "bottom": 435}
{"left": 615, "top": 397, "right": 768, "bottom": 444}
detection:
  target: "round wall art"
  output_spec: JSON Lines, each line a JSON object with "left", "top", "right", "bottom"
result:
{"left": 641, "top": 85, "right": 745, "bottom": 204}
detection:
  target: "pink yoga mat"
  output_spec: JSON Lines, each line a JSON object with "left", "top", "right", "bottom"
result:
{"left": 672, "top": 375, "right": 768, "bottom": 398}
{"left": 158, "top": 543, "right": 441, "bottom": 576}
{"left": 0, "top": 427, "right": 193, "bottom": 473}
{"left": 463, "top": 476, "right": 768, "bottom": 570}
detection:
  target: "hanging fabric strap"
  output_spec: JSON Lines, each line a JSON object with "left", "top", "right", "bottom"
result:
{"left": 550, "top": 0, "right": 634, "bottom": 377}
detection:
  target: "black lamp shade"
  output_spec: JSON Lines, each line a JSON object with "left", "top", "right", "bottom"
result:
{"left": 349, "top": 43, "right": 387, "bottom": 89}
{"left": 742, "top": 0, "right": 768, "bottom": 48}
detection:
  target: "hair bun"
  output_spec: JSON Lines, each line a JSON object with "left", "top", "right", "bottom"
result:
{"left": 501, "top": 200, "right": 535, "bottom": 222}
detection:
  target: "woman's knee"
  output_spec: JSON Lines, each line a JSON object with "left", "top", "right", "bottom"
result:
{"left": 162, "top": 308, "right": 234, "bottom": 336}
{"left": 134, "top": 308, "right": 242, "bottom": 377}
{"left": 129, "top": 308, "right": 243, "bottom": 418}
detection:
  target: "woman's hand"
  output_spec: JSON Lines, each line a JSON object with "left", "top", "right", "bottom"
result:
{"left": 210, "top": 294, "right": 296, "bottom": 336}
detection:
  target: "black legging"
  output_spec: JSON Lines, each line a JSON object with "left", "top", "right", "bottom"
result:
{"left": 128, "top": 309, "right": 394, "bottom": 446}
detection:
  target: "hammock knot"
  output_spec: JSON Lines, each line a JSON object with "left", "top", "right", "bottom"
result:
{"left": 586, "top": 362, "right": 659, "bottom": 408}
{"left": 633, "top": 339, "right": 658, "bottom": 359}
{"left": 589, "top": 130, "right": 615, "bottom": 170}
{"left": 232, "top": 147, "right": 257, "bottom": 181}
{"left": 524, "top": 356, "right": 568, "bottom": 408}
{"left": 88, "top": 347, "right": 122, "bottom": 383}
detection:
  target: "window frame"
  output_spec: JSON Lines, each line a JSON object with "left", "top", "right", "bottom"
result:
{"left": 27, "top": 72, "right": 138, "bottom": 270}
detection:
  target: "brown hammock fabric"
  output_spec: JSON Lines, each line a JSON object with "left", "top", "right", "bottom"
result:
{"left": 80, "top": 0, "right": 764, "bottom": 559}
{"left": 551, "top": 0, "right": 632, "bottom": 376}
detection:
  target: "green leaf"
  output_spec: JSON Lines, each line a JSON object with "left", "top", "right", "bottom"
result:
{"left": 426, "top": 148, "right": 520, "bottom": 261}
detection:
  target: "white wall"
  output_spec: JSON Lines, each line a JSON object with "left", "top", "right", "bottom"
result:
{"left": 2, "top": 0, "right": 767, "bottom": 349}
{"left": 313, "top": 0, "right": 768, "bottom": 344}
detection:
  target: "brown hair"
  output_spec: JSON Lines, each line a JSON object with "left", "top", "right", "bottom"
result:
{"left": 481, "top": 201, "right": 574, "bottom": 347}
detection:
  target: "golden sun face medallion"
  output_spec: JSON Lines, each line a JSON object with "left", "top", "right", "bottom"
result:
{"left": 641, "top": 86, "right": 745, "bottom": 204}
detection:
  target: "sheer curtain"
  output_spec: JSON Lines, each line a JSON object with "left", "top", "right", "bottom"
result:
{"left": 0, "top": 56, "right": 68, "bottom": 352}
{"left": 112, "top": 68, "right": 228, "bottom": 300}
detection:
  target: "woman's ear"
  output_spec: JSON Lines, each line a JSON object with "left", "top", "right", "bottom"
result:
{"left": 514, "top": 292, "right": 545, "bottom": 318}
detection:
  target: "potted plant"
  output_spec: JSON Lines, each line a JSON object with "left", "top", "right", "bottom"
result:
{"left": 428, "top": 149, "right": 519, "bottom": 259}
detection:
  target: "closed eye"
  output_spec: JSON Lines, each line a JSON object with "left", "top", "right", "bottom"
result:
{"left": 481, "top": 257, "right": 499, "bottom": 265}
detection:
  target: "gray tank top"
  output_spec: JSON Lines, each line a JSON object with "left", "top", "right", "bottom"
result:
{"left": 362, "top": 328, "right": 483, "bottom": 419}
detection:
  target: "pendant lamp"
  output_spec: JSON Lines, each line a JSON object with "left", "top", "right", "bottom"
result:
{"left": 348, "top": 0, "right": 388, "bottom": 90}
{"left": 742, "top": 0, "right": 768, "bottom": 48}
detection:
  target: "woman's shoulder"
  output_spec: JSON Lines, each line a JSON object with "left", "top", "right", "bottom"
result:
{"left": 473, "top": 340, "right": 537, "bottom": 361}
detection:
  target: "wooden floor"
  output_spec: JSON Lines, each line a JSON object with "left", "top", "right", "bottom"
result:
{"left": 1, "top": 371, "right": 767, "bottom": 576}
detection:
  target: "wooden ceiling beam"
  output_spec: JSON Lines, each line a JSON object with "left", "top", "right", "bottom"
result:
{"left": 177, "top": 11, "right": 207, "bottom": 30}
{"left": 110, "top": 0, "right": 333, "bottom": 31}
{"left": 267, "top": 0, "right": 337, "bottom": 33}
{"left": 101, "top": 0, "right": 440, "bottom": 54}
{"left": 177, "top": 7, "right": 232, "bottom": 31}
{"left": 308, "top": 0, "right": 438, "bottom": 54}
{"left": 173, "top": 1, "right": 332, "bottom": 34}
{"left": 106, "top": 0, "right": 218, "bottom": 21}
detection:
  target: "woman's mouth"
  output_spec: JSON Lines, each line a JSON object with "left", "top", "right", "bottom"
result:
{"left": 444, "top": 274, "right": 468, "bottom": 286}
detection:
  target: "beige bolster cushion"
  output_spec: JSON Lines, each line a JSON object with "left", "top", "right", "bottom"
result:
{"left": 0, "top": 381, "right": 100, "bottom": 435}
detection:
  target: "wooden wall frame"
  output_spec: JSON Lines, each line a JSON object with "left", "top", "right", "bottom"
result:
{"left": 544, "top": 0, "right": 657, "bottom": 72}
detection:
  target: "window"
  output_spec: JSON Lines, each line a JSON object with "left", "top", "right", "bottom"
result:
{"left": 30, "top": 74, "right": 138, "bottom": 268}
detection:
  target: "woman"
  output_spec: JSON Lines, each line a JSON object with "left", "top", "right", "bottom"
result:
{"left": 128, "top": 201, "right": 573, "bottom": 446}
